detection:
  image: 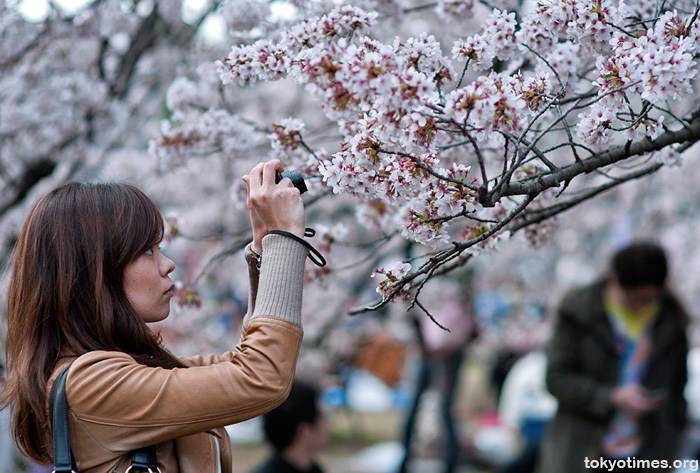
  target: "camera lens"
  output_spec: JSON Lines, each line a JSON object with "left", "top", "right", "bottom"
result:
{"left": 275, "top": 170, "right": 308, "bottom": 194}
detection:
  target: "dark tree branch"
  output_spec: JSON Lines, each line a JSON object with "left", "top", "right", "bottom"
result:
{"left": 111, "top": 5, "right": 160, "bottom": 98}
{"left": 509, "top": 162, "right": 664, "bottom": 231}
{"left": 490, "top": 116, "right": 700, "bottom": 204}
{"left": 0, "top": 160, "right": 56, "bottom": 218}
{"left": 0, "top": 22, "right": 51, "bottom": 71}
{"left": 350, "top": 194, "right": 533, "bottom": 314}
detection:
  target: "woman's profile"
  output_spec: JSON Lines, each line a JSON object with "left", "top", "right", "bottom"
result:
{"left": 1, "top": 160, "right": 309, "bottom": 472}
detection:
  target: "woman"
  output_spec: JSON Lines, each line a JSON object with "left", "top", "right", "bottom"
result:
{"left": 1, "top": 160, "right": 309, "bottom": 472}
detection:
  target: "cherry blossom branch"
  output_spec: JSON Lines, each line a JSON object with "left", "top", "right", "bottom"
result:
{"left": 496, "top": 115, "right": 700, "bottom": 203}
{"left": 510, "top": 162, "right": 664, "bottom": 231}
{"left": 192, "top": 237, "right": 252, "bottom": 285}
{"left": 402, "top": 3, "right": 438, "bottom": 14}
{"left": 378, "top": 148, "right": 480, "bottom": 192}
{"left": 489, "top": 95, "right": 590, "bottom": 200}
{"left": 350, "top": 194, "right": 534, "bottom": 314}
{"left": 413, "top": 298, "right": 450, "bottom": 331}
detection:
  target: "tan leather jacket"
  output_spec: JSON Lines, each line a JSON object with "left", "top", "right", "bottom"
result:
{"left": 46, "top": 235, "right": 308, "bottom": 472}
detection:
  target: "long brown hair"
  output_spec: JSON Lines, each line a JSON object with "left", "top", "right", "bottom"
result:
{"left": 1, "top": 182, "right": 184, "bottom": 463}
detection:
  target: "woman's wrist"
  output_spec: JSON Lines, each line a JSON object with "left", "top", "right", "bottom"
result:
{"left": 249, "top": 244, "right": 262, "bottom": 270}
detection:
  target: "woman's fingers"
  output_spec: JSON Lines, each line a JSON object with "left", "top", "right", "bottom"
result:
{"left": 243, "top": 160, "right": 305, "bottom": 240}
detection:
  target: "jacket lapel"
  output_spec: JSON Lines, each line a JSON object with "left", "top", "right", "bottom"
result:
{"left": 585, "top": 282, "right": 619, "bottom": 357}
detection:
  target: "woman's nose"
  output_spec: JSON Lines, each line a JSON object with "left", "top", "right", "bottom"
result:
{"left": 162, "top": 256, "right": 176, "bottom": 275}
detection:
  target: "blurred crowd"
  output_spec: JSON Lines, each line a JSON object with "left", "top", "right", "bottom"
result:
{"left": 5, "top": 239, "right": 700, "bottom": 473}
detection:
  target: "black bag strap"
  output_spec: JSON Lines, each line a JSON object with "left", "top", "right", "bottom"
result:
{"left": 50, "top": 365, "right": 160, "bottom": 473}
{"left": 50, "top": 366, "right": 76, "bottom": 473}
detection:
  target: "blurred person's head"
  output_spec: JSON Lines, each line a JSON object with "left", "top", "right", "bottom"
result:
{"left": 263, "top": 380, "right": 329, "bottom": 456}
{"left": 608, "top": 241, "right": 668, "bottom": 312}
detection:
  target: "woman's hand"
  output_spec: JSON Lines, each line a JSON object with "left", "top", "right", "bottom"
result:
{"left": 242, "top": 160, "right": 306, "bottom": 253}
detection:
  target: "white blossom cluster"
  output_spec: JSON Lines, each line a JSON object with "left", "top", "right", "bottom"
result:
{"left": 612, "top": 10, "right": 699, "bottom": 105}
{"left": 443, "top": 72, "right": 550, "bottom": 140}
{"left": 533, "top": 0, "right": 622, "bottom": 55}
{"left": 150, "top": 108, "right": 257, "bottom": 168}
{"left": 436, "top": 0, "right": 476, "bottom": 23}
{"left": 577, "top": 9, "right": 699, "bottom": 149}
{"left": 153, "top": 0, "right": 700, "bottom": 299}
{"left": 212, "top": 1, "right": 700, "bottom": 255}
{"left": 151, "top": 63, "right": 258, "bottom": 167}
{"left": 220, "top": 0, "right": 271, "bottom": 33}
{"left": 219, "top": 6, "right": 485, "bottom": 248}
{"left": 217, "top": 5, "right": 378, "bottom": 86}
{"left": 452, "top": 9, "right": 518, "bottom": 70}
{"left": 269, "top": 117, "right": 305, "bottom": 155}
{"left": 371, "top": 261, "right": 413, "bottom": 298}
{"left": 320, "top": 151, "right": 481, "bottom": 247}
{"left": 267, "top": 117, "right": 321, "bottom": 175}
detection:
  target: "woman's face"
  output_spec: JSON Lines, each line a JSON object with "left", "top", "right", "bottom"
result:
{"left": 123, "top": 245, "right": 176, "bottom": 323}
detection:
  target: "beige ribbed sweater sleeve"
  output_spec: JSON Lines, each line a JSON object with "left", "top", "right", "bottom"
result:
{"left": 243, "top": 234, "right": 309, "bottom": 328}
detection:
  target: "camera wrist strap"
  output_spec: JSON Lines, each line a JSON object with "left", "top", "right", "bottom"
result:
{"left": 268, "top": 228, "right": 327, "bottom": 267}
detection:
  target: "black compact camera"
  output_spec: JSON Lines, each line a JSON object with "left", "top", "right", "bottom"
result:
{"left": 275, "top": 170, "right": 308, "bottom": 194}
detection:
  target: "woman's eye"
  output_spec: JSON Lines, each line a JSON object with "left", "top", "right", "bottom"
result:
{"left": 145, "top": 245, "right": 163, "bottom": 256}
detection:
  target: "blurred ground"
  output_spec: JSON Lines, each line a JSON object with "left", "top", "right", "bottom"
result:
{"left": 228, "top": 357, "right": 502, "bottom": 473}
{"left": 231, "top": 438, "right": 494, "bottom": 473}
{"left": 229, "top": 409, "right": 496, "bottom": 473}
